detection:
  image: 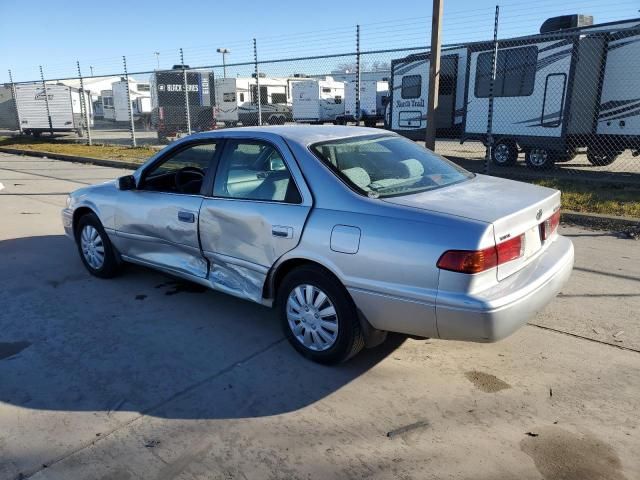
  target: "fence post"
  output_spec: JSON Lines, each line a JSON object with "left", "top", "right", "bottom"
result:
{"left": 425, "top": 0, "right": 443, "bottom": 150}
{"left": 39, "top": 65, "right": 53, "bottom": 136}
{"left": 76, "top": 61, "right": 92, "bottom": 145}
{"left": 253, "top": 38, "right": 262, "bottom": 126}
{"left": 122, "top": 56, "right": 137, "bottom": 147}
{"left": 484, "top": 5, "right": 500, "bottom": 174}
{"left": 8, "top": 69, "right": 23, "bottom": 135}
{"left": 180, "top": 48, "right": 192, "bottom": 135}
{"left": 355, "top": 25, "right": 361, "bottom": 126}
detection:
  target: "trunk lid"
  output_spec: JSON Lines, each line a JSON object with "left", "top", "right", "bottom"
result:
{"left": 383, "top": 174, "right": 561, "bottom": 280}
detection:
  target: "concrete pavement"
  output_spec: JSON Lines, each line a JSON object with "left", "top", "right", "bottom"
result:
{"left": 0, "top": 153, "right": 638, "bottom": 480}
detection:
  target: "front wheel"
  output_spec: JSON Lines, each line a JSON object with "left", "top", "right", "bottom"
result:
{"left": 75, "top": 213, "right": 121, "bottom": 278}
{"left": 277, "top": 265, "right": 364, "bottom": 364}
{"left": 525, "top": 148, "right": 555, "bottom": 170}
{"left": 492, "top": 140, "right": 518, "bottom": 166}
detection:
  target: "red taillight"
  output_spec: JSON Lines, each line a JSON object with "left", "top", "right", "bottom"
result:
{"left": 496, "top": 234, "right": 525, "bottom": 264}
{"left": 437, "top": 234, "right": 525, "bottom": 274}
{"left": 539, "top": 210, "right": 561, "bottom": 241}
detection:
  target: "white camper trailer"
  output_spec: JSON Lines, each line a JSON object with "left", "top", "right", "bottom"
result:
{"left": 342, "top": 79, "right": 389, "bottom": 127}
{"left": 214, "top": 76, "right": 298, "bottom": 126}
{"left": 388, "top": 16, "right": 640, "bottom": 168}
{"left": 0, "top": 85, "right": 20, "bottom": 131}
{"left": 292, "top": 77, "right": 345, "bottom": 123}
{"left": 13, "top": 83, "right": 93, "bottom": 136}
{"left": 388, "top": 46, "right": 468, "bottom": 138}
{"left": 100, "top": 90, "right": 115, "bottom": 121}
{"left": 463, "top": 17, "right": 640, "bottom": 168}
{"left": 110, "top": 80, "right": 152, "bottom": 122}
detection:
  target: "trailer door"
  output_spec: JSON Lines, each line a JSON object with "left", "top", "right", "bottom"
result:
{"left": 541, "top": 73, "right": 567, "bottom": 127}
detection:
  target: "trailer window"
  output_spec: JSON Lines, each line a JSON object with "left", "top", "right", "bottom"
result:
{"left": 239, "top": 93, "right": 245, "bottom": 102}
{"left": 322, "top": 87, "right": 332, "bottom": 93}
{"left": 475, "top": 46, "right": 537, "bottom": 98}
{"left": 223, "top": 92, "right": 236, "bottom": 102}
{"left": 137, "top": 84, "right": 150, "bottom": 92}
{"left": 271, "top": 93, "right": 287, "bottom": 104}
{"left": 401, "top": 75, "right": 421, "bottom": 99}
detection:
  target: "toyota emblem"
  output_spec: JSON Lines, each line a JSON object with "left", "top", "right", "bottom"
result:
{"left": 536, "top": 209, "right": 543, "bottom": 221}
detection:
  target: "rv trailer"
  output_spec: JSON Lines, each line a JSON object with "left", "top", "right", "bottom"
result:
{"left": 388, "top": 46, "right": 468, "bottom": 138}
{"left": 342, "top": 79, "right": 389, "bottom": 127}
{"left": 11, "top": 83, "right": 93, "bottom": 136}
{"left": 462, "top": 16, "right": 640, "bottom": 168}
{"left": 150, "top": 66, "right": 215, "bottom": 143}
{"left": 110, "top": 80, "right": 152, "bottom": 122}
{"left": 214, "top": 76, "right": 298, "bottom": 126}
{"left": 387, "top": 16, "right": 640, "bottom": 168}
{"left": 0, "top": 85, "right": 20, "bottom": 131}
{"left": 292, "top": 77, "right": 345, "bottom": 123}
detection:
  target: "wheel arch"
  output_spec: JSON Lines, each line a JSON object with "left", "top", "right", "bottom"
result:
{"left": 72, "top": 206, "right": 99, "bottom": 238}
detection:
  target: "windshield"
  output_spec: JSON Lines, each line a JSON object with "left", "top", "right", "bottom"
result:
{"left": 310, "top": 134, "right": 473, "bottom": 198}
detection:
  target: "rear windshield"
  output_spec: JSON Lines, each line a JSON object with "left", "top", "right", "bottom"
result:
{"left": 310, "top": 134, "right": 473, "bottom": 198}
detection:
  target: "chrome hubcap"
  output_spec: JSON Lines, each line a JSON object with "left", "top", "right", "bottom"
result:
{"left": 494, "top": 144, "right": 510, "bottom": 163}
{"left": 286, "top": 284, "right": 338, "bottom": 351}
{"left": 529, "top": 149, "right": 548, "bottom": 166}
{"left": 80, "top": 225, "right": 105, "bottom": 270}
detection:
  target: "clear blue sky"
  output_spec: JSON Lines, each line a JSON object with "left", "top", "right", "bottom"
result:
{"left": 1, "top": 0, "right": 637, "bottom": 82}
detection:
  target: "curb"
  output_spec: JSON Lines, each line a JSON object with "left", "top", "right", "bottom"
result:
{"left": 1, "top": 146, "right": 638, "bottom": 230}
{"left": 0, "top": 147, "right": 142, "bottom": 170}
{"left": 561, "top": 210, "right": 639, "bottom": 230}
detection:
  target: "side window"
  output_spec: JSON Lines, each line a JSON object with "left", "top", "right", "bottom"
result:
{"left": 475, "top": 46, "right": 537, "bottom": 98}
{"left": 213, "top": 140, "right": 301, "bottom": 203}
{"left": 401, "top": 75, "right": 421, "bottom": 99}
{"left": 141, "top": 143, "right": 217, "bottom": 194}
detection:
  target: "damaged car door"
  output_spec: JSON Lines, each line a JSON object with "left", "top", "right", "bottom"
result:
{"left": 199, "top": 137, "right": 311, "bottom": 302}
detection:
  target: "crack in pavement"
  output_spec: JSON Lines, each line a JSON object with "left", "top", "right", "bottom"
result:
{"left": 528, "top": 323, "right": 640, "bottom": 354}
{"left": 20, "top": 336, "right": 287, "bottom": 479}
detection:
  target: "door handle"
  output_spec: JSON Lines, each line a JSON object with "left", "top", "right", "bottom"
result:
{"left": 272, "top": 225, "right": 293, "bottom": 238}
{"left": 178, "top": 211, "right": 195, "bottom": 223}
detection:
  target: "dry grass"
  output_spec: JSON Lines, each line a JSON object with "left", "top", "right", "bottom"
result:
{"left": 532, "top": 178, "right": 640, "bottom": 218}
{"left": 0, "top": 136, "right": 155, "bottom": 164}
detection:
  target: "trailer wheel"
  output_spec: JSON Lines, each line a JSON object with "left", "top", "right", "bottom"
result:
{"left": 525, "top": 148, "right": 555, "bottom": 170}
{"left": 364, "top": 118, "right": 377, "bottom": 128}
{"left": 492, "top": 140, "right": 518, "bottom": 166}
{"left": 587, "top": 149, "right": 619, "bottom": 167}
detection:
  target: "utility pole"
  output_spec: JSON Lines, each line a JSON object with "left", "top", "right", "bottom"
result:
{"left": 425, "top": 0, "right": 443, "bottom": 150}
{"left": 154, "top": 52, "right": 160, "bottom": 70}
{"left": 180, "top": 48, "right": 192, "bottom": 135}
{"left": 122, "top": 56, "right": 137, "bottom": 147}
{"left": 355, "top": 25, "right": 361, "bottom": 126}
{"left": 217, "top": 48, "right": 230, "bottom": 78}
{"left": 90, "top": 66, "right": 94, "bottom": 76}
{"left": 253, "top": 39, "right": 262, "bottom": 126}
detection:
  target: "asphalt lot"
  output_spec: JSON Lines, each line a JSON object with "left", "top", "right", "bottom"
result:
{"left": 0, "top": 152, "right": 639, "bottom": 480}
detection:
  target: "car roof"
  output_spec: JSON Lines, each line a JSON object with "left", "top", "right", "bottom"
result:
{"left": 198, "top": 125, "right": 396, "bottom": 146}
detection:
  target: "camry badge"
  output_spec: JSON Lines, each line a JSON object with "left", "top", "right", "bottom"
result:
{"left": 536, "top": 209, "right": 543, "bottom": 221}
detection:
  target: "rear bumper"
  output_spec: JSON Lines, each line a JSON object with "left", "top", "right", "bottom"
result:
{"left": 435, "top": 235, "right": 574, "bottom": 342}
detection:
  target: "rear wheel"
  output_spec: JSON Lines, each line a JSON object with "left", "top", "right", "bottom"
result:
{"left": 75, "top": 213, "right": 121, "bottom": 278}
{"left": 277, "top": 265, "right": 364, "bottom": 364}
{"left": 587, "top": 148, "right": 619, "bottom": 166}
{"left": 525, "top": 148, "right": 555, "bottom": 170}
{"left": 491, "top": 140, "right": 518, "bottom": 166}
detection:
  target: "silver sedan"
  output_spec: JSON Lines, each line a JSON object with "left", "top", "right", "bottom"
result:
{"left": 62, "top": 126, "right": 574, "bottom": 363}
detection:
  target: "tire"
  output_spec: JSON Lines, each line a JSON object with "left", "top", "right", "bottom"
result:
{"left": 277, "top": 265, "right": 365, "bottom": 364}
{"left": 75, "top": 213, "right": 121, "bottom": 278}
{"left": 525, "top": 148, "right": 555, "bottom": 170}
{"left": 364, "top": 118, "right": 377, "bottom": 128}
{"left": 587, "top": 149, "right": 619, "bottom": 167}
{"left": 491, "top": 140, "right": 518, "bottom": 166}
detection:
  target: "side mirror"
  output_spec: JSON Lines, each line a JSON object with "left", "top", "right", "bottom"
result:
{"left": 118, "top": 175, "right": 136, "bottom": 191}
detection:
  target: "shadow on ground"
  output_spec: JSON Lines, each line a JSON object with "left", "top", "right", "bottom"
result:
{"left": 0, "top": 235, "right": 406, "bottom": 420}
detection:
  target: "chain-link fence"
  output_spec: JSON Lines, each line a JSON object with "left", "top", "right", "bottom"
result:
{"left": 1, "top": 6, "right": 639, "bottom": 185}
